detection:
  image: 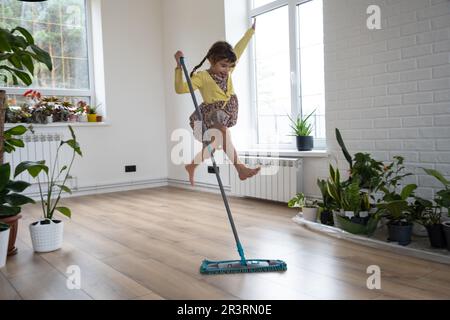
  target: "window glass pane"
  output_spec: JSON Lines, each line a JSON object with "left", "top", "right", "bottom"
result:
{"left": 298, "top": 0, "right": 325, "bottom": 139}
{"left": 254, "top": 5, "right": 291, "bottom": 145}
{"left": 0, "top": 0, "right": 90, "bottom": 90}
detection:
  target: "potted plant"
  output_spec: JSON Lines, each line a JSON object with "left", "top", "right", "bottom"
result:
{"left": 422, "top": 168, "right": 450, "bottom": 250}
{"left": 330, "top": 177, "right": 379, "bottom": 235}
{"left": 0, "top": 125, "right": 35, "bottom": 256}
{"left": 87, "top": 105, "right": 98, "bottom": 122}
{"left": 76, "top": 101, "right": 88, "bottom": 122}
{"left": 376, "top": 184, "right": 417, "bottom": 246}
{"left": 288, "top": 192, "right": 318, "bottom": 222}
{"left": 326, "top": 165, "right": 346, "bottom": 228}
{"left": 288, "top": 110, "right": 315, "bottom": 151}
{"left": 96, "top": 113, "right": 103, "bottom": 123}
{"left": 0, "top": 222, "right": 10, "bottom": 268}
{"left": 317, "top": 178, "right": 336, "bottom": 225}
{"left": 412, "top": 196, "right": 446, "bottom": 249}
{"left": 336, "top": 128, "right": 384, "bottom": 195}
{"left": 14, "top": 126, "right": 82, "bottom": 253}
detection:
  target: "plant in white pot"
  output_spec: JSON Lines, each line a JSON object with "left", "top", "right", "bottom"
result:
{"left": 288, "top": 192, "right": 318, "bottom": 222}
{"left": 0, "top": 222, "right": 10, "bottom": 268}
{"left": 14, "top": 126, "right": 82, "bottom": 253}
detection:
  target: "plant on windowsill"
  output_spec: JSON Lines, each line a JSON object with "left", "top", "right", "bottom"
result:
{"left": 87, "top": 105, "right": 98, "bottom": 123}
{"left": 288, "top": 109, "right": 315, "bottom": 151}
{"left": 76, "top": 101, "right": 88, "bottom": 122}
{"left": 288, "top": 192, "right": 318, "bottom": 222}
{"left": 14, "top": 125, "right": 82, "bottom": 253}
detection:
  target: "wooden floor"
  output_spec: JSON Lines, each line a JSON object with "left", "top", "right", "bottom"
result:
{"left": 1, "top": 186, "right": 450, "bottom": 300}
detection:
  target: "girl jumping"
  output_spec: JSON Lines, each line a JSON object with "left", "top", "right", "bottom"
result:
{"left": 174, "top": 21, "right": 260, "bottom": 186}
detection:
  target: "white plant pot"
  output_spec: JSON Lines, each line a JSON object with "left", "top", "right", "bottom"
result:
{"left": 77, "top": 114, "right": 88, "bottom": 122}
{"left": 29, "top": 220, "right": 64, "bottom": 253}
{"left": 359, "top": 211, "right": 369, "bottom": 218}
{"left": 344, "top": 211, "right": 355, "bottom": 219}
{"left": 0, "top": 228, "right": 10, "bottom": 268}
{"left": 46, "top": 115, "right": 53, "bottom": 124}
{"left": 302, "top": 207, "right": 318, "bottom": 222}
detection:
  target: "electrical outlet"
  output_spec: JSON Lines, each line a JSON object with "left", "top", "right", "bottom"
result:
{"left": 208, "top": 166, "right": 218, "bottom": 174}
{"left": 125, "top": 165, "right": 136, "bottom": 173}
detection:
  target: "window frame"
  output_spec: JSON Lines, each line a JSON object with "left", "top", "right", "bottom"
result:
{"left": 248, "top": 0, "right": 326, "bottom": 150}
{"left": 0, "top": 0, "right": 96, "bottom": 105}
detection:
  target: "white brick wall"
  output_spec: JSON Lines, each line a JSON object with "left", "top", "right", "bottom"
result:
{"left": 325, "top": 0, "right": 450, "bottom": 198}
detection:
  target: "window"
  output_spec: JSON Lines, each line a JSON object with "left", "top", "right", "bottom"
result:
{"left": 0, "top": 0, "right": 94, "bottom": 104}
{"left": 250, "top": 0, "right": 325, "bottom": 149}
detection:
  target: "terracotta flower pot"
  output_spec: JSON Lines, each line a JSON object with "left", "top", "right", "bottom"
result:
{"left": 0, "top": 214, "right": 22, "bottom": 256}
{"left": 96, "top": 115, "right": 103, "bottom": 122}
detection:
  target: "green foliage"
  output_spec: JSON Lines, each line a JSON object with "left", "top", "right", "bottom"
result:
{"left": 335, "top": 128, "right": 352, "bottom": 169}
{"left": 342, "top": 180, "right": 362, "bottom": 213}
{"left": 317, "top": 178, "right": 336, "bottom": 212}
{"left": 327, "top": 165, "right": 343, "bottom": 209}
{"left": 422, "top": 168, "right": 450, "bottom": 216}
{"left": 334, "top": 214, "right": 379, "bottom": 236}
{"left": 14, "top": 126, "right": 82, "bottom": 220}
{"left": 0, "top": 163, "right": 35, "bottom": 218}
{"left": 335, "top": 129, "right": 384, "bottom": 191}
{"left": 352, "top": 153, "right": 383, "bottom": 190}
{"left": 288, "top": 193, "right": 317, "bottom": 209}
{"left": 411, "top": 197, "right": 440, "bottom": 226}
{"left": 3, "top": 125, "right": 28, "bottom": 154}
{"left": 377, "top": 156, "right": 413, "bottom": 202}
{"left": 288, "top": 110, "right": 315, "bottom": 137}
{"left": 0, "top": 27, "right": 52, "bottom": 86}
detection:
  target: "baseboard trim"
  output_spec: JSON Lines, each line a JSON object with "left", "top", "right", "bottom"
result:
{"left": 167, "top": 178, "right": 231, "bottom": 194}
{"left": 24, "top": 178, "right": 169, "bottom": 200}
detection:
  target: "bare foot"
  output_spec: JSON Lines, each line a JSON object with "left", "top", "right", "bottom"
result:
{"left": 185, "top": 164, "right": 197, "bottom": 186}
{"left": 237, "top": 165, "right": 261, "bottom": 181}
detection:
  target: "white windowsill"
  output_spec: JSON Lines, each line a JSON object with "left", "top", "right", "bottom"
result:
{"left": 238, "top": 149, "right": 329, "bottom": 158}
{"left": 4, "top": 121, "right": 111, "bottom": 129}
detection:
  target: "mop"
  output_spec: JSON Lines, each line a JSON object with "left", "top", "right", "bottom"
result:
{"left": 179, "top": 57, "right": 287, "bottom": 275}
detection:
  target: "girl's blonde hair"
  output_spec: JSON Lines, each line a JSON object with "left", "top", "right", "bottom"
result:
{"left": 190, "top": 41, "right": 237, "bottom": 77}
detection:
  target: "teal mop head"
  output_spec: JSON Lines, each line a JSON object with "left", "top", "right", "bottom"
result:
{"left": 200, "top": 259, "right": 287, "bottom": 275}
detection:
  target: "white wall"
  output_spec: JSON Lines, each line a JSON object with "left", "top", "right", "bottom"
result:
{"left": 162, "top": 0, "right": 231, "bottom": 189}
{"left": 65, "top": 0, "right": 168, "bottom": 193}
{"left": 325, "top": 0, "right": 450, "bottom": 199}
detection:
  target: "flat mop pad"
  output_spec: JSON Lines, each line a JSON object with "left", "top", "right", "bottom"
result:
{"left": 200, "top": 259, "right": 287, "bottom": 275}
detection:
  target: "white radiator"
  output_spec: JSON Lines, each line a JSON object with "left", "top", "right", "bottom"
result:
{"left": 4, "top": 131, "right": 70, "bottom": 185}
{"left": 230, "top": 156, "right": 303, "bottom": 203}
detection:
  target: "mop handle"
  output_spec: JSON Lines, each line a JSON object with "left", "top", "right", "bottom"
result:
{"left": 179, "top": 57, "right": 246, "bottom": 264}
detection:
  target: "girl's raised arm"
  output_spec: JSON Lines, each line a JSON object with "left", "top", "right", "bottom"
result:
{"left": 233, "top": 24, "right": 256, "bottom": 64}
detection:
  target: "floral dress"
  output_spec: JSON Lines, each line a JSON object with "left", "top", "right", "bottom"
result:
{"left": 189, "top": 70, "right": 239, "bottom": 142}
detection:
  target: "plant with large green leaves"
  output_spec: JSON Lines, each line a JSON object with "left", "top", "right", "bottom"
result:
{"left": 335, "top": 128, "right": 384, "bottom": 192}
{"left": 0, "top": 162, "right": 35, "bottom": 218}
{"left": 376, "top": 184, "right": 417, "bottom": 223}
{"left": 13, "top": 126, "right": 82, "bottom": 221}
{"left": 0, "top": 27, "right": 52, "bottom": 86}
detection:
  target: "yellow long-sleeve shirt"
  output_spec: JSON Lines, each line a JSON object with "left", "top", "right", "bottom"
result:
{"left": 175, "top": 28, "right": 255, "bottom": 105}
